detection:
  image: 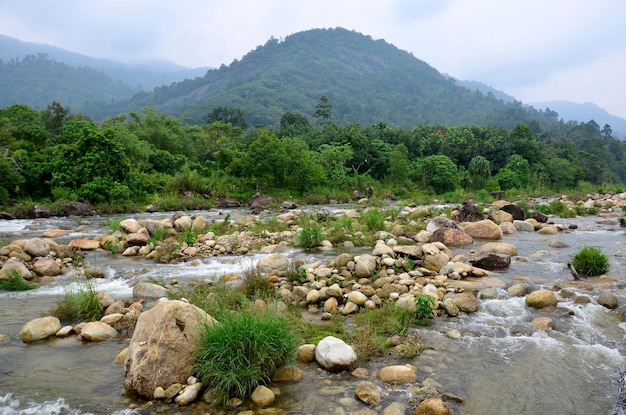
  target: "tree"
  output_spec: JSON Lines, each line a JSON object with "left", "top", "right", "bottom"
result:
{"left": 415, "top": 154, "right": 459, "bottom": 193}
{"left": 279, "top": 112, "right": 312, "bottom": 137}
{"left": 207, "top": 107, "right": 248, "bottom": 129}
{"left": 241, "top": 130, "right": 286, "bottom": 188}
{"left": 281, "top": 137, "right": 324, "bottom": 193}
{"left": 468, "top": 155, "right": 492, "bottom": 190}
{"left": 313, "top": 95, "right": 333, "bottom": 126}
{"left": 494, "top": 154, "right": 530, "bottom": 190}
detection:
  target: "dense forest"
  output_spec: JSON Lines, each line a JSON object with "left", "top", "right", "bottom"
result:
{"left": 0, "top": 97, "right": 624, "bottom": 214}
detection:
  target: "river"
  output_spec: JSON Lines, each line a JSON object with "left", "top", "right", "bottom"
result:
{"left": 0, "top": 208, "right": 624, "bottom": 414}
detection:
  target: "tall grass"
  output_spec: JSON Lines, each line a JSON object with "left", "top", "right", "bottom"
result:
{"left": 0, "top": 269, "right": 36, "bottom": 291}
{"left": 571, "top": 246, "right": 610, "bottom": 277}
{"left": 50, "top": 277, "right": 103, "bottom": 322}
{"left": 195, "top": 306, "right": 299, "bottom": 404}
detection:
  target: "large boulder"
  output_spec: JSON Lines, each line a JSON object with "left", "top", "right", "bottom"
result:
{"left": 19, "top": 316, "right": 61, "bottom": 343}
{"left": 414, "top": 397, "right": 450, "bottom": 415}
{"left": 23, "top": 238, "right": 51, "bottom": 257}
{"left": 28, "top": 204, "right": 51, "bottom": 219}
{"left": 66, "top": 201, "right": 95, "bottom": 217}
{"left": 217, "top": 197, "right": 241, "bottom": 208}
{"left": 454, "top": 201, "right": 484, "bottom": 222}
{"left": 250, "top": 193, "right": 274, "bottom": 213}
{"left": 32, "top": 258, "right": 62, "bottom": 276}
{"left": 378, "top": 365, "right": 417, "bottom": 384}
{"left": 120, "top": 219, "right": 141, "bottom": 234}
{"left": 315, "top": 336, "right": 357, "bottom": 372}
{"left": 430, "top": 227, "right": 473, "bottom": 246}
{"left": 463, "top": 220, "right": 503, "bottom": 240}
{"left": 132, "top": 282, "right": 169, "bottom": 301}
{"left": 124, "top": 299, "right": 217, "bottom": 399}
{"left": 479, "top": 242, "right": 518, "bottom": 256}
{"left": 500, "top": 204, "right": 526, "bottom": 221}
{"left": 256, "top": 254, "right": 289, "bottom": 277}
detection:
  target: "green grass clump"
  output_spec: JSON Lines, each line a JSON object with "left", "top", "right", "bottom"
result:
{"left": 360, "top": 208, "right": 386, "bottom": 231}
{"left": 195, "top": 307, "right": 300, "bottom": 404}
{"left": 0, "top": 269, "right": 36, "bottom": 291}
{"left": 51, "top": 278, "right": 103, "bottom": 322}
{"left": 297, "top": 215, "right": 324, "bottom": 248}
{"left": 571, "top": 246, "right": 610, "bottom": 277}
{"left": 241, "top": 265, "right": 274, "bottom": 299}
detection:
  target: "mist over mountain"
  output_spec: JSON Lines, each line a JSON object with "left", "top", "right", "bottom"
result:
{"left": 0, "top": 34, "right": 209, "bottom": 91}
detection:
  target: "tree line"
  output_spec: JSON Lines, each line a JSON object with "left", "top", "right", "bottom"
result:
{"left": 1, "top": 99, "right": 624, "bottom": 210}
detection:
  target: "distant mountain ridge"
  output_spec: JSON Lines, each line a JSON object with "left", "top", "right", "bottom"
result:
{"left": 0, "top": 34, "right": 209, "bottom": 91}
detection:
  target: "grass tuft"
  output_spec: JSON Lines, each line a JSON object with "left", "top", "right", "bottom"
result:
{"left": 571, "top": 246, "right": 610, "bottom": 277}
{"left": 0, "top": 269, "right": 36, "bottom": 291}
{"left": 50, "top": 277, "right": 103, "bottom": 322}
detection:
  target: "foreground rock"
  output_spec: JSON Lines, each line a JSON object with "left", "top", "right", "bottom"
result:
{"left": 19, "top": 316, "right": 61, "bottom": 343}
{"left": 315, "top": 336, "right": 357, "bottom": 372}
{"left": 124, "top": 299, "right": 217, "bottom": 399}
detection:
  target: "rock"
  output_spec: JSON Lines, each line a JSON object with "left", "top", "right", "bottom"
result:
{"left": 414, "top": 397, "right": 450, "bottom": 415}
{"left": 500, "top": 204, "right": 526, "bottom": 221}
{"left": 426, "top": 217, "right": 458, "bottom": 233}
{"left": 256, "top": 254, "right": 289, "bottom": 277}
{"left": 423, "top": 252, "right": 450, "bottom": 273}
{"left": 392, "top": 245, "right": 423, "bottom": 258}
{"left": 272, "top": 366, "right": 303, "bottom": 382}
{"left": 173, "top": 215, "right": 193, "bottom": 230}
{"left": 250, "top": 194, "right": 274, "bottom": 213}
{"left": 23, "top": 238, "right": 51, "bottom": 257}
{"left": 192, "top": 216, "right": 208, "bottom": 232}
{"left": 463, "top": 219, "right": 503, "bottom": 240}
{"left": 175, "top": 382, "right": 203, "bottom": 406}
{"left": 66, "top": 201, "right": 95, "bottom": 216}
{"left": 124, "top": 299, "right": 217, "bottom": 399}
{"left": 468, "top": 252, "right": 511, "bottom": 269}
{"left": 68, "top": 239, "right": 100, "bottom": 250}
{"left": 378, "top": 365, "right": 416, "bottom": 384}
{"left": 537, "top": 225, "right": 559, "bottom": 235}
{"left": 531, "top": 210, "right": 549, "bottom": 223}
{"left": 372, "top": 242, "right": 395, "bottom": 257}
{"left": 348, "top": 291, "right": 368, "bottom": 306}
{"left": 489, "top": 209, "right": 513, "bottom": 223}
{"left": 598, "top": 291, "right": 619, "bottom": 309}
{"left": 120, "top": 219, "right": 141, "bottom": 233}
{"left": 479, "top": 242, "right": 518, "bottom": 256}
{"left": 41, "top": 229, "right": 68, "bottom": 238}
{"left": 355, "top": 382, "right": 381, "bottom": 405}
{"left": 499, "top": 221, "right": 517, "bottom": 235}
{"left": 383, "top": 402, "right": 406, "bottom": 415}
{"left": 526, "top": 289, "right": 558, "bottom": 308}
{"left": 28, "top": 204, "right": 51, "bottom": 219}
{"left": 513, "top": 220, "right": 535, "bottom": 232}
{"left": 126, "top": 232, "right": 148, "bottom": 246}
{"left": 354, "top": 254, "right": 378, "bottom": 278}
{"left": 430, "top": 227, "right": 473, "bottom": 245}
{"left": 32, "top": 257, "right": 62, "bottom": 276}
{"left": 531, "top": 317, "right": 554, "bottom": 330}
{"left": 132, "top": 282, "right": 169, "bottom": 301}
{"left": 342, "top": 301, "right": 360, "bottom": 315}
{"left": 454, "top": 201, "right": 484, "bottom": 222}
{"left": 250, "top": 385, "right": 275, "bottom": 407}
{"left": 441, "top": 298, "right": 459, "bottom": 317}
{"left": 217, "top": 197, "right": 241, "bottom": 208}
{"left": 315, "top": 336, "right": 357, "bottom": 372}
{"left": 146, "top": 204, "right": 158, "bottom": 213}
{"left": 548, "top": 239, "right": 569, "bottom": 248}
{"left": 0, "top": 258, "right": 33, "bottom": 280}
{"left": 297, "top": 344, "right": 316, "bottom": 363}
{"left": 450, "top": 292, "right": 479, "bottom": 313}
{"left": 507, "top": 283, "right": 529, "bottom": 297}
{"left": 19, "top": 316, "right": 61, "bottom": 343}
{"left": 80, "top": 321, "right": 119, "bottom": 341}
{"left": 0, "top": 212, "right": 16, "bottom": 220}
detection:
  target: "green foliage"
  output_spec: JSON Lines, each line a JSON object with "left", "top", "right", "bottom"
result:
{"left": 195, "top": 307, "right": 299, "bottom": 403}
{"left": 414, "top": 294, "right": 435, "bottom": 325}
{"left": 241, "top": 265, "right": 274, "bottom": 299}
{"left": 51, "top": 278, "right": 103, "bottom": 322}
{"left": 0, "top": 269, "right": 36, "bottom": 291}
{"left": 297, "top": 214, "right": 325, "bottom": 248}
{"left": 571, "top": 246, "right": 610, "bottom": 277}
{"left": 360, "top": 208, "right": 386, "bottom": 231}
{"left": 416, "top": 155, "right": 459, "bottom": 193}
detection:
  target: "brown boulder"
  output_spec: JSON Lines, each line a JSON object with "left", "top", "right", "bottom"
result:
{"left": 526, "top": 289, "right": 558, "bottom": 309}
{"left": 462, "top": 219, "right": 503, "bottom": 240}
{"left": 124, "top": 299, "right": 217, "bottom": 399}
{"left": 413, "top": 397, "right": 450, "bottom": 415}
{"left": 468, "top": 252, "right": 511, "bottom": 269}
{"left": 430, "top": 227, "right": 473, "bottom": 246}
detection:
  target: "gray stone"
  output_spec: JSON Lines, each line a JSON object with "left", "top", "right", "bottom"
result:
{"left": 315, "top": 336, "right": 357, "bottom": 372}
{"left": 19, "top": 316, "right": 61, "bottom": 343}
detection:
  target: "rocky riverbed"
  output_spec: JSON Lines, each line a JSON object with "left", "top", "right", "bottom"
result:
{"left": 1, "top": 193, "right": 626, "bottom": 414}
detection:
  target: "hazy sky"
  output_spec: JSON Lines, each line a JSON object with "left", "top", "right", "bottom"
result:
{"left": 1, "top": 0, "right": 625, "bottom": 117}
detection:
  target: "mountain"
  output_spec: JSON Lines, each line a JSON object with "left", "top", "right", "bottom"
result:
{"left": 0, "top": 54, "right": 137, "bottom": 110}
{"left": 455, "top": 79, "right": 517, "bottom": 103}
{"left": 95, "top": 27, "right": 560, "bottom": 129}
{"left": 0, "top": 34, "right": 209, "bottom": 91}
{"left": 529, "top": 100, "right": 626, "bottom": 138}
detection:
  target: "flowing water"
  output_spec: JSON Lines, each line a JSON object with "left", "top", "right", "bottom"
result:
{"left": 0, "top": 209, "right": 625, "bottom": 414}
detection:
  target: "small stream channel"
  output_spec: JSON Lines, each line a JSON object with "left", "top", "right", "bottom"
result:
{"left": 0, "top": 208, "right": 625, "bottom": 414}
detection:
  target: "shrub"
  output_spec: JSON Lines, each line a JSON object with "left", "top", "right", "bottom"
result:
{"left": 241, "top": 265, "right": 274, "bottom": 299}
{"left": 51, "top": 278, "right": 103, "bottom": 322}
{"left": 571, "top": 246, "right": 610, "bottom": 277}
{"left": 297, "top": 215, "right": 324, "bottom": 248}
{"left": 0, "top": 269, "right": 36, "bottom": 291}
{"left": 360, "top": 208, "right": 386, "bottom": 231}
{"left": 414, "top": 294, "right": 435, "bottom": 325}
{"left": 195, "top": 307, "right": 300, "bottom": 404}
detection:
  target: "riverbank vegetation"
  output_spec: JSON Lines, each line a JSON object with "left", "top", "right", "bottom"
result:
{"left": 1, "top": 99, "right": 625, "bottom": 217}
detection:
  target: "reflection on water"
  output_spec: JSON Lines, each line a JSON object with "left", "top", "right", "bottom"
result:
{"left": 0, "top": 212, "right": 625, "bottom": 414}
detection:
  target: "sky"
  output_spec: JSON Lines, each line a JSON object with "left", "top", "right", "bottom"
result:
{"left": 1, "top": 0, "right": 625, "bottom": 117}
